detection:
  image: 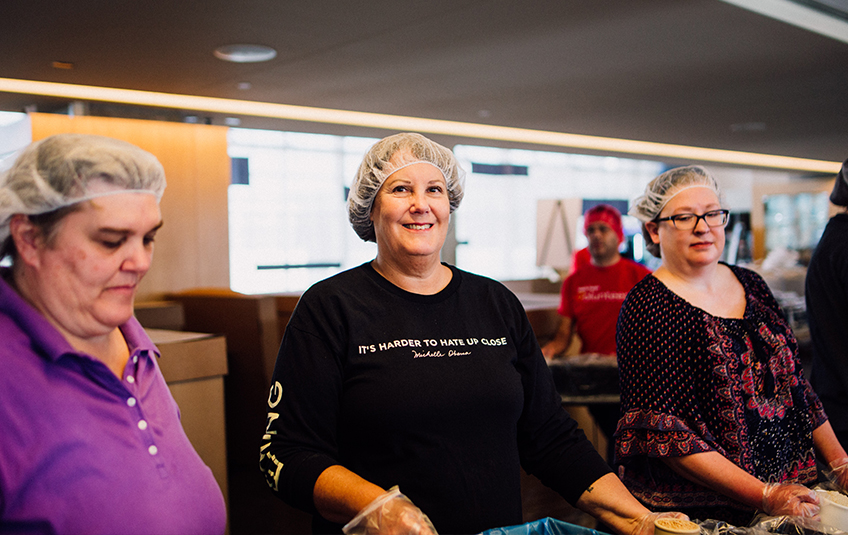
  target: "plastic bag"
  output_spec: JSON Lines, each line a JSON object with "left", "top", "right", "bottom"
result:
{"left": 811, "top": 484, "right": 848, "bottom": 533}
{"left": 821, "top": 459, "right": 848, "bottom": 494}
{"left": 698, "top": 515, "right": 846, "bottom": 535}
{"left": 480, "top": 517, "right": 612, "bottom": 535}
{"left": 752, "top": 515, "right": 845, "bottom": 535}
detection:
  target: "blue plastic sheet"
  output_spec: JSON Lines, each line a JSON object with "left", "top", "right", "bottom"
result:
{"left": 481, "top": 517, "right": 613, "bottom": 535}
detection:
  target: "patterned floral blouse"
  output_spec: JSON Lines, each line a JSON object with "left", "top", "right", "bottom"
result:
{"left": 615, "top": 264, "right": 827, "bottom": 525}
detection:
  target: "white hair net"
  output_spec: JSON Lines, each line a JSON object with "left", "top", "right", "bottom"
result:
{"left": 348, "top": 132, "right": 465, "bottom": 242}
{"left": 629, "top": 165, "right": 721, "bottom": 222}
{"left": 0, "top": 133, "right": 166, "bottom": 244}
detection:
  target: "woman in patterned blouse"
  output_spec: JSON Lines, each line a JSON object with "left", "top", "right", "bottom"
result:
{"left": 614, "top": 165, "right": 848, "bottom": 526}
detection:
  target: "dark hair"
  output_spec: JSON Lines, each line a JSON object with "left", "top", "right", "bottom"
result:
{"left": 0, "top": 204, "right": 83, "bottom": 265}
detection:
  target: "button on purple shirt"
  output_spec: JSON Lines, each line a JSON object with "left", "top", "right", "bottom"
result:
{"left": 0, "top": 275, "right": 226, "bottom": 535}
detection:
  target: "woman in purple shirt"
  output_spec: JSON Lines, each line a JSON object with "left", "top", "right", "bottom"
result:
{"left": 0, "top": 134, "right": 226, "bottom": 535}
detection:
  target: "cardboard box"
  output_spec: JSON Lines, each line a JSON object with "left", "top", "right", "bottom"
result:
{"left": 163, "top": 290, "right": 313, "bottom": 534}
{"left": 165, "top": 289, "right": 279, "bottom": 468}
{"left": 135, "top": 301, "right": 186, "bottom": 330}
{"left": 147, "top": 329, "right": 229, "bottom": 527}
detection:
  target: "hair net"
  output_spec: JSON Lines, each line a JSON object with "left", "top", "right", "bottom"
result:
{"left": 348, "top": 132, "right": 465, "bottom": 242}
{"left": 584, "top": 204, "right": 623, "bottom": 243}
{"left": 0, "top": 133, "right": 166, "bottom": 244}
{"left": 629, "top": 165, "right": 721, "bottom": 222}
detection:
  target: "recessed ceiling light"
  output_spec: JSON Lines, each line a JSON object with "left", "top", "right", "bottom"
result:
{"left": 213, "top": 44, "right": 277, "bottom": 63}
{"left": 236, "top": 82, "right": 253, "bottom": 90}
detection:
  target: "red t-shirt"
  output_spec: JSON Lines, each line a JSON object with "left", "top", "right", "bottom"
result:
{"left": 557, "top": 258, "right": 651, "bottom": 355}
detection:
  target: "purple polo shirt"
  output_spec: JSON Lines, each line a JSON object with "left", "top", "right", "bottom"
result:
{"left": 0, "top": 274, "right": 226, "bottom": 535}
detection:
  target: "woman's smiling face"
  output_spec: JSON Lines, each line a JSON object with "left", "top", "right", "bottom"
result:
{"left": 369, "top": 156, "right": 450, "bottom": 266}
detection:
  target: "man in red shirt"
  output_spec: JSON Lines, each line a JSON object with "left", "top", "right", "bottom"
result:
{"left": 541, "top": 204, "right": 650, "bottom": 462}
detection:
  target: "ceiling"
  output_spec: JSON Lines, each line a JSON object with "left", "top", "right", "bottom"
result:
{"left": 1, "top": 0, "right": 847, "bottom": 171}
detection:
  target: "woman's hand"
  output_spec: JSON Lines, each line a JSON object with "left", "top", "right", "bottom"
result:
{"left": 761, "top": 482, "right": 820, "bottom": 517}
{"left": 825, "top": 458, "right": 848, "bottom": 493}
{"left": 813, "top": 422, "right": 848, "bottom": 494}
{"left": 342, "top": 486, "right": 437, "bottom": 535}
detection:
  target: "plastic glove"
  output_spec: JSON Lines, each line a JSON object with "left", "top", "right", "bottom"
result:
{"left": 823, "top": 457, "right": 848, "bottom": 494}
{"left": 342, "top": 486, "right": 437, "bottom": 535}
{"left": 761, "top": 482, "right": 820, "bottom": 518}
{"left": 631, "top": 511, "right": 690, "bottom": 535}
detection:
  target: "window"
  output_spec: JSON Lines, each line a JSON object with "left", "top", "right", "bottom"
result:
{"left": 452, "top": 144, "right": 662, "bottom": 280}
{"left": 764, "top": 192, "right": 829, "bottom": 255}
{"left": 227, "top": 130, "right": 663, "bottom": 292}
{"left": 227, "top": 129, "right": 377, "bottom": 294}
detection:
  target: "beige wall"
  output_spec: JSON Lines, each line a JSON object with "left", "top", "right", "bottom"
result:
{"left": 31, "top": 113, "right": 231, "bottom": 300}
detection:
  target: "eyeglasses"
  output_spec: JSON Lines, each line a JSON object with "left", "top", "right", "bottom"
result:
{"left": 655, "top": 209, "right": 729, "bottom": 230}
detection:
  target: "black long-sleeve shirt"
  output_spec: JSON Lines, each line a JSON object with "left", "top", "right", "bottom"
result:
{"left": 807, "top": 213, "right": 848, "bottom": 433}
{"left": 260, "top": 263, "right": 611, "bottom": 534}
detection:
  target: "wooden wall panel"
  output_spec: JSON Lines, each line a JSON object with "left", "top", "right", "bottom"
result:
{"left": 30, "top": 113, "right": 231, "bottom": 300}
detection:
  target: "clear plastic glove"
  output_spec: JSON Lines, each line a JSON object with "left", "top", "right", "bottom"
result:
{"left": 761, "top": 482, "right": 820, "bottom": 518}
{"left": 823, "top": 458, "right": 848, "bottom": 494}
{"left": 631, "top": 511, "right": 690, "bottom": 535}
{"left": 342, "top": 486, "right": 437, "bottom": 535}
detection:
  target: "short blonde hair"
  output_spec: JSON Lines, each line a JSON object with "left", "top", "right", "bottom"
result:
{"left": 347, "top": 133, "right": 464, "bottom": 242}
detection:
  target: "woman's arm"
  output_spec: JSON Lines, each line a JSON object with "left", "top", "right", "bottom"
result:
{"left": 576, "top": 473, "right": 682, "bottom": 535}
{"left": 576, "top": 473, "right": 650, "bottom": 533}
{"left": 663, "top": 451, "right": 818, "bottom": 516}
{"left": 313, "top": 466, "right": 386, "bottom": 524}
{"left": 314, "top": 466, "right": 437, "bottom": 535}
{"left": 813, "top": 420, "right": 848, "bottom": 467}
{"left": 662, "top": 451, "right": 764, "bottom": 508}
{"left": 813, "top": 420, "right": 848, "bottom": 490}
